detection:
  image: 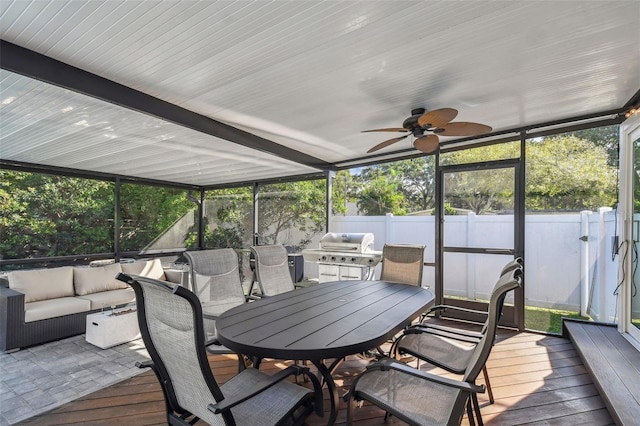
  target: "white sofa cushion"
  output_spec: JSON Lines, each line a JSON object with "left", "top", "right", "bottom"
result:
{"left": 25, "top": 297, "right": 91, "bottom": 322}
{"left": 76, "top": 288, "right": 136, "bottom": 310}
{"left": 73, "top": 263, "right": 127, "bottom": 296}
{"left": 120, "top": 259, "right": 166, "bottom": 281}
{"left": 8, "top": 267, "right": 74, "bottom": 303}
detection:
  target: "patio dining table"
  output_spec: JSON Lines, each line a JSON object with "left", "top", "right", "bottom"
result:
{"left": 216, "top": 279, "right": 434, "bottom": 425}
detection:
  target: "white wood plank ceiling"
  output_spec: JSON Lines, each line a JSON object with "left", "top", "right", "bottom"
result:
{"left": 1, "top": 1, "right": 639, "bottom": 186}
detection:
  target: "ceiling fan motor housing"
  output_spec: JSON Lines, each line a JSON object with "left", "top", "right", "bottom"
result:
{"left": 404, "top": 108, "right": 428, "bottom": 136}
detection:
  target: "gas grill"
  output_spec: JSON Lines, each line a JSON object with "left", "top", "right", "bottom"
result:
{"left": 302, "top": 233, "right": 382, "bottom": 283}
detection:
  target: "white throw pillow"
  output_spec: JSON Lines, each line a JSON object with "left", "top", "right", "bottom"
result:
{"left": 8, "top": 266, "right": 74, "bottom": 303}
{"left": 73, "top": 263, "right": 126, "bottom": 296}
{"left": 120, "top": 259, "right": 166, "bottom": 281}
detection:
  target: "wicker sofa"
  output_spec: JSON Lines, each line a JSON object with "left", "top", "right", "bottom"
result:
{"left": 0, "top": 259, "right": 183, "bottom": 352}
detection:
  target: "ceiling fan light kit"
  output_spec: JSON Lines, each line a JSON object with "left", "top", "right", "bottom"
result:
{"left": 363, "top": 107, "right": 492, "bottom": 154}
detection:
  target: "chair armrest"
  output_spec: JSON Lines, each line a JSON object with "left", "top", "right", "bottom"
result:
{"left": 424, "top": 304, "right": 488, "bottom": 318}
{"left": 208, "top": 365, "right": 323, "bottom": 416}
{"left": 135, "top": 360, "right": 154, "bottom": 369}
{"left": 403, "top": 325, "right": 482, "bottom": 344}
{"left": 410, "top": 323, "right": 484, "bottom": 340}
{"left": 390, "top": 323, "right": 482, "bottom": 358}
{"left": 203, "top": 336, "right": 236, "bottom": 354}
{"left": 377, "top": 358, "right": 485, "bottom": 393}
{"left": 359, "top": 358, "right": 484, "bottom": 394}
{"left": 204, "top": 337, "right": 222, "bottom": 347}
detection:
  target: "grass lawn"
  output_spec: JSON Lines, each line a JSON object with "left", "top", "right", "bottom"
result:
{"left": 525, "top": 306, "right": 589, "bottom": 334}
{"left": 444, "top": 297, "right": 631, "bottom": 334}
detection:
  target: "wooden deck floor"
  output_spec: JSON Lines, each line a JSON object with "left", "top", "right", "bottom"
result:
{"left": 18, "top": 323, "right": 614, "bottom": 425}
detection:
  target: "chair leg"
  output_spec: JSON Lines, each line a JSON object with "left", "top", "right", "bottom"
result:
{"left": 466, "top": 398, "right": 476, "bottom": 426}
{"left": 473, "top": 393, "right": 484, "bottom": 426}
{"left": 253, "top": 356, "right": 262, "bottom": 369}
{"left": 237, "top": 353, "right": 253, "bottom": 372}
{"left": 482, "top": 365, "right": 494, "bottom": 404}
{"left": 237, "top": 354, "right": 245, "bottom": 372}
{"left": 294, "top": 360, "right": 309, "bottom": 384}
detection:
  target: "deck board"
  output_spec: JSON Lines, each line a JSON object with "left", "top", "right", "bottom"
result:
{"left": 564, "top": 320, "right": 640, "bottom": 426}
{"left": 18, "top": 323, "right": 616, "bottom": 426}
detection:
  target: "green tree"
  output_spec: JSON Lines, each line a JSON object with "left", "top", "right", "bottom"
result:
{"left": 526, "top": 135, "right": 617, "bottom": 211}
{"left": 571, "top": 125, "right": 619, "bottom": 167}
{"left": 331, "top": 170, "right": 353, "bottom": 216}
{"left": 356, "top": 175, "right": 407, "bottom": 215}
{"left": 199, "top": 187, "right": 253, "bottom": 249}
{"left": 119, "top": 184, "right": 195, "bottom": 251}
{"left": 257, "top": 180, "right": 326, "bottom": 250}
{"left": 440, "top": 136, "right": 616, "bottom": 213}
{"left": 440, "top": 144, "right": 518, "bottom": 214}
{"left": 396, "top": 157, "right": 437, "bottom": 212}
{"left": 0, "top": 171, "right": 113, "bottom": 259}
{"left": 443, "top": 168, "right": 514, "bottom": 214}
{"left": 357, "top": 158, "right": 437, "bottom": 213}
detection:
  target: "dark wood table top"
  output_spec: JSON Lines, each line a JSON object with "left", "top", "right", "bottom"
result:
{"left": 216, "top": 280, "right": 434, "bottom": 361}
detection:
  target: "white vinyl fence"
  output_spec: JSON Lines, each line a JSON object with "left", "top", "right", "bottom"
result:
{"left": 302, "top": 209, "right": 624, "bottom": 322}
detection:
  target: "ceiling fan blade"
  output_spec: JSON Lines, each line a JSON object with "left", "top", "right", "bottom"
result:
{"left": 361, "top": 128, "right": 409, "bottom": 133}
{"left": 417, "top": 108, "right": 458, "bottom": 128}
{"left": 367, "top": 134, "right": 409, "bottom": 153}
{"left": 414, "top": 134, "right": 440, "bottom": 154}
{"left": 437, "top": 122, "right": 492, "bottom": 136}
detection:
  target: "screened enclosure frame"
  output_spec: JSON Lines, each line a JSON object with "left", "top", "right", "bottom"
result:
{"left": 0, "top": 163, "right": 330, "bottom": 267}
{"left": 0, "top": 113, "right": 630, "bottom": 271}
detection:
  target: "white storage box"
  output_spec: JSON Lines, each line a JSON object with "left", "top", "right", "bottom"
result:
{"left": 85, "top": 306, "right": 140, "bottom": 349}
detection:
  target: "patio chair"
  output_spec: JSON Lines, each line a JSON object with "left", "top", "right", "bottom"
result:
{"left": 250, "top": 244, "right": 313, "bottom": 373}
{"left": 184, "top": 249, "right": 247, "bottom": 363}
{"left": 417, "top": 257, "right": 523, "bottom": 333}
{"left": 345, "top": 267, "right": 522, "bottom": 426}
{"left": 390, "top": 259, "right": 523, "bottom": 405}
{"left": 370, "top": 243, "right": 425, "bottom": 357}
{"left": 250, "top": 245, "right": 296, "bottom": 297}
{"left": 379, "top": 243, "right": 426, "bottom": 286}
{"left": 116, "top": 273, "right": 323, "bottom": 426}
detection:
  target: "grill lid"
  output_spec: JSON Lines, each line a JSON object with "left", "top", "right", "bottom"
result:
{"left": 319, "top": 232, "right": 375, "bottom": 252}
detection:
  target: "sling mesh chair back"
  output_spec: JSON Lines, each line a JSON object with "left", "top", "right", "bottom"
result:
{"left": 392, "top": 258, "right": 523, "bottom": 404}
{"left": 184, "top": 249, "right": 246, "bottom": 350}
{"left": 373, "top": 244, "right": 425, "bottom": 357}
{"left": 417, "top": 257, "right": 523, "bottom": 333}
{"left": 251, "top": 245, "right": 295, "bottom": 296}
{"left": 116, "top": 273, "right": 322, "bottom": 426}
{"left": 380, "top": 244, "right": 425, "bottom": 286}
{"left": 345, "top": 267, "right": 522, "bottom": 426}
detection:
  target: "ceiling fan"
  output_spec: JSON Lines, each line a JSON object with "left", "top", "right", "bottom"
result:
{"left": 362, "top": 108, "right": 492, "bottom": 154}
